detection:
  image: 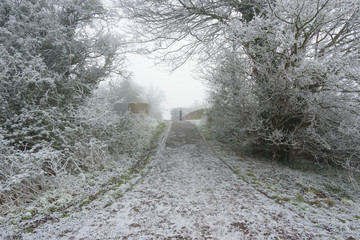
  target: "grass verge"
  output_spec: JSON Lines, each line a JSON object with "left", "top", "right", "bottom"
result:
{"left": 195, "top": 120, "right": 360, "bottom": 240}
{"left": 1, "top": 120, "right": 169, "bottom": 238}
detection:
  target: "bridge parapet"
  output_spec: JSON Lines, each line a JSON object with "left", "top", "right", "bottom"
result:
{"left": 183, "top": 109, "right": 205, "bottom": 120}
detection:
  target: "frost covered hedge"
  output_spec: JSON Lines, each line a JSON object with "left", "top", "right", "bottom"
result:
{"left": 0, "top": 0, "right": 143, "bottom": 215}
{"left": 0, "top": 91, "right": 157, "bottom": 214}
{"left": 201, "top": 0, "right": 360, "bottom": 172}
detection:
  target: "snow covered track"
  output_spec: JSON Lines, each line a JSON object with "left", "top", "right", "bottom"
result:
{"left": 29, "top": 121, "right": 328, "bottom": 239}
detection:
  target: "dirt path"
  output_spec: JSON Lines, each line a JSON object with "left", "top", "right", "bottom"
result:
{"left": 30, "top": 121, "right": 328, "bottom": 239}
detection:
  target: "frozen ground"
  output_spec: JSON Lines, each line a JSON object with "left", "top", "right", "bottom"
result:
{"left": 8, "top": 121, "right": 334, "bottom": 239}
{"left": 194, "top": 120, "right": 360, "bottom": 240}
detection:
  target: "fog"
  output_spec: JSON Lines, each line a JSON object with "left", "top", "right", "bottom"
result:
{"left": 127, "top": 54, "right": 207, "bottom": 120}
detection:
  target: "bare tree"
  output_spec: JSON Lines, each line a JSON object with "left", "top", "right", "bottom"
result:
{"left": 142, "top": 84, "right": 166, "bottom": 119}
{"left": 119, "top": 0, "right": 360, "bottom": 171}
{"left": 118, "top": 0, "right": 263, "bottom": 67}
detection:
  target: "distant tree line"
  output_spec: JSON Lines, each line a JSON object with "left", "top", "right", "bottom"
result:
{"left": 105, "top": 77, "right": 165, "bottom": 119}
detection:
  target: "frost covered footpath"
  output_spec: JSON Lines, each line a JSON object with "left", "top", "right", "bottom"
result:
{"left": 13, "top": 121, "right": 331, "bottom": 239}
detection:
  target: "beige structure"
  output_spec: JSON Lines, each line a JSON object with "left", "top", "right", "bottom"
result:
{"left": 128, "top": 102, "right": 149, "bottom": 115}
{"left": 183, "top": 109, "right": 206, "bottom": 120}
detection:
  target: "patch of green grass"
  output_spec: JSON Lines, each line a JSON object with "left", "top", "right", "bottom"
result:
{"left": 151, "top": 121, "right": 167, "bottom": 140}
{"left": 354, "top": 215, "right": 360, "bottom": 220}
{"left": 94, "top": 189, "right": 104, "bottom": 197}
{"left": 120, "top": 174, "right": 130, "bottom": 181}
{"left": 112, "top": 191, "right": 123, "bottom": 199}
{"left": 88, "top": 180, "right": 95, "bottom": 186}
{"left": 338, "top": 218, "right": 346, "bottom": 223}
{"left": 325, "top": 184, "right": 343, "bottom": 194}
{"left": 24, "top": 207, "right": 38, "bottom": 218}
{"left": 341, "top": 198, "right": 352, "bottom": 206}
{"left": 21, "top": 212, "right": 33, "bottom": 220}
{"left": 79, "top": 199, "right": 91, "bottom": 209}
{"left": 108, "top": 176, "right": 118, "bottom": 184}
{"left": 246, "top": 172, "right": 256, "bottom": 177}
{"left": 282, "top": 197, "right": 291, "bottom": 202}
{"left": 272, "top": 195, "right": 282, "bottom": 203}
{"left": 116, "top": 179, "right": 125, "bottom": 186}
{"left": 324, "top": 184, "right": 353, "bottom": 199}
{"left": 308, "top": 200, "right": 322, "bottom": 208}
{"left": 10, "top": 219, "right": 17, "bottom": 225}
{"left": 296, "top": 183, "right": 327, "bottom": 198}
{"left": 308, "top": 187, "right": 327, "bottom": 198}
{"left": 296, "top": 193, "right": 305, "bottom": 202}
{"left": 322, "top": 199, "right": 336, "bottom": 207}
{"left": 271, "top": 195, "right": 291, "bottom": 204}
{"left": 197, "top": 121, "right": 212, "bottom": 139}
{"left": 48, "top": 205, "right": 56, "bottom": 213}
{"left": 252, "top": 181, "right": 262, "bottom": 187}
{"left": 128, "top": 168, "right": 139, "bottom": 175}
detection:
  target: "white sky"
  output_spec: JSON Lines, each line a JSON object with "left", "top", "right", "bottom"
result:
{"left": 126, "top": 54, "right": 207, "bottom": 119}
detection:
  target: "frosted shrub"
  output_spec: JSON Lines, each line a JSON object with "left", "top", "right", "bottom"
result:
{"left": 0, "top": 145, "right": 62, "bottom": 211}
{"left": 202, "top": 1, "right": 360, "bottom": 171}
{"left": 0, "top": 91, "right": 157, "bottom": 214}
{"left": 301, "top": 106, "right": 360, "bottom": 172}
{"left": 74, "top": 90, "right": 155, "bottom": 159}
{"left": 0, "top": 0, "right": 144, "bottom": 219}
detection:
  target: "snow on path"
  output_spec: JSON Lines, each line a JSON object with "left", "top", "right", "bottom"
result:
{"left": 29, "top": 121, "right": 328, "bottom": 239}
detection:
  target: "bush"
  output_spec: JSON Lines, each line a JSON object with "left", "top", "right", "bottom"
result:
{"left": 0, "top": 90, "right": 157, "bottom": 215}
